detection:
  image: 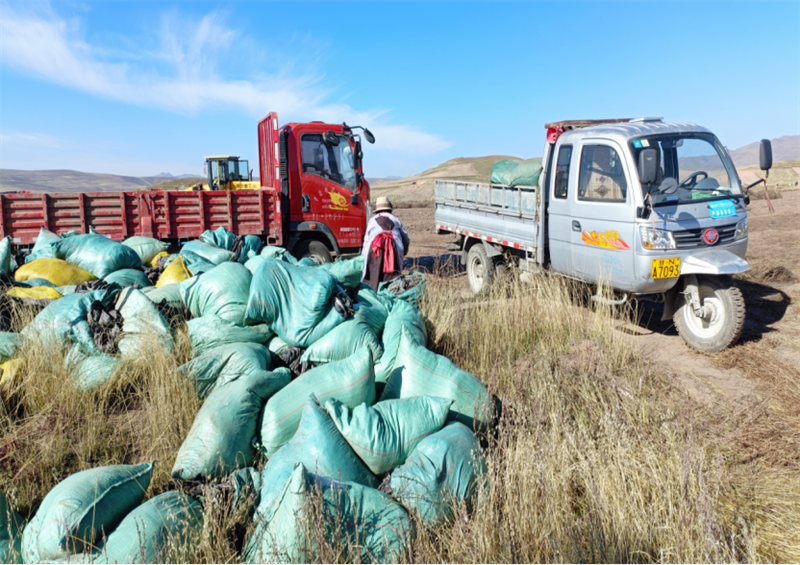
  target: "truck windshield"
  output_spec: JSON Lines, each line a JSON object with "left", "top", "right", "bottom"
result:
{"left": 629, "top": 133, "right": 741, "bottom": 206}
{"left": 301, "top": 134, "right": 357, "bottom": 191}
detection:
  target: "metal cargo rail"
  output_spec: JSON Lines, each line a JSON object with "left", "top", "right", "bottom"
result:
{"left": 0, "top": 189, "right": 283, "bottom": 246}
{"left": 434, "top": 179, "right": 541, "bottom": 253}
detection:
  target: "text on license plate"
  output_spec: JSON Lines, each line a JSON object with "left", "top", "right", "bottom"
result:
{"left": 651, "top": 257, "right": 681, "bottom": 279}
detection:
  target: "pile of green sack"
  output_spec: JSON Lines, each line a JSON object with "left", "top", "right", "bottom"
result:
{"left": 1, "top": 224, "right": 498, "bottom": 564}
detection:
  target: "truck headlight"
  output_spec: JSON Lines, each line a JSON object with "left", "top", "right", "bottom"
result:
{"left": 734, "top": 217, "right": 748, "bottom": 240}
{"left": 639, "top": 226, "right": 676, "bottom": 249}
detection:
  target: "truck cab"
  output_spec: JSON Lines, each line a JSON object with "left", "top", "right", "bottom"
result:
{"left": 258, "top": 113, "right": 373, "bottom": 263}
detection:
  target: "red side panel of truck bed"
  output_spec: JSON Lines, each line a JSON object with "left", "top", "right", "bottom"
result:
{"left": 0, "top": 189, "right": 282, "bottom": 246}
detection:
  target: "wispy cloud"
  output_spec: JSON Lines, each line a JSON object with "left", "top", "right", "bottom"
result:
{"left": 0, "top": 131, "right": 62, "bottom": 148}
{"left": 0, "top": 3, "right": 451, "bottom": 156}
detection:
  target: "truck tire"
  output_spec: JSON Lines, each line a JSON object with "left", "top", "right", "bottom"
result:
{"left": 674, "top": 276, "right": 745, "bottom": 353}
{"left": 294, "top": 239, "right": 332, "bottom": 265}
{"left": 467, "top": 244, "right": 492, "bottom": 294}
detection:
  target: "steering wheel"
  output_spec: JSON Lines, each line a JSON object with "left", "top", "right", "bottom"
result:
{"left": 678, "top": 171, "right": 708, "bottom": 189}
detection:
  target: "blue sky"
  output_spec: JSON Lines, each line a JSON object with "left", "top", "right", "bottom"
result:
{"left": 1, "top": 1, "right": 798, "bottom": 178}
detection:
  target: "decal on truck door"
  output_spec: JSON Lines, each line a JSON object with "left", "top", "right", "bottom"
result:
{"left": 581, "top": 230, "right": 630, "bottom": 251}
{"left": 326, "top": 191, "right": 349, "bottom": 212}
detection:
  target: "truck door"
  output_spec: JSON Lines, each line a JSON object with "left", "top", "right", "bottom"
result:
{"left": 297, "top": 133, "right": 364, "bottom": 249}
{"left": 547, "top": 143, "right": 575, "bottom": 274}
{"left": 569, "top": 141, "right": 636, "bottom": 289}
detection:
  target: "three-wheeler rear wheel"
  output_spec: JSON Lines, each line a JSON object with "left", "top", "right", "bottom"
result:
{"left": 674, "top": 276, "right": 746, "bottom": 353}
{"left": 466, "top": 244, "right": 493, "bottom": 294}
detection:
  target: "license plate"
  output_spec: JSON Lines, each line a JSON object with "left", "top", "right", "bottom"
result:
{"left": 651, "top": 257, "right": 681, "bottom": 279}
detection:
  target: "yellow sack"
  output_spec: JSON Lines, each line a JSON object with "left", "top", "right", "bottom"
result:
{"left": 155, "top": 256, "right": 190, "bottom": 288}
{"left": 15, "top": 258, "right": 96, "bottom": 286}
{"left": 150, "top": 251, "right": 170, "bottom": 268}
{"left": 6, "top": 286, "right": 62, "bottom": 300}
{"left": 0, "top": 358, "right": 26, "bottom": 395}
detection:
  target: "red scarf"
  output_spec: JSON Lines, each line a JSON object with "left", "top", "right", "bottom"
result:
{"left": 371, "top": 231, "right": 395, "bottom": 274}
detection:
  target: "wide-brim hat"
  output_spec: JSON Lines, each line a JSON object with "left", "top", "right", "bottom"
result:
{"left": 374, "top": 196, "right": 393, "bottom": 213}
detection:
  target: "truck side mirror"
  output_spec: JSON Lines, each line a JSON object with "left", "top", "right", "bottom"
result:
{"left": 638, "top": 148, "right": 658, "bottom": 184}
{"left": 760, "top": 139, "right": 772, "bottom": 171}
{"left": 351, "top": 193, "right": 358, "bottom": 206}
{"left": 363, "top": 129, "right": 375, "bottom": 144}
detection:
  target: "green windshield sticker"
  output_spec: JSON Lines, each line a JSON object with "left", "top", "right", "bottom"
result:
{"left": 708, "top": 199, "right": 737, "bottom": 218}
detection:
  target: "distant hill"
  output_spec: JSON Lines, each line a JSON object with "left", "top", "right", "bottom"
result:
{"left": 0, "top": 169, "right": 203, "bottom": 193}
{"left": 730, "top": 135, "right": 799, "bottom": 167}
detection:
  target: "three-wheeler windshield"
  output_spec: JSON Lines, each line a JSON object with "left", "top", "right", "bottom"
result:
{"left": 629, "top": 133, "right": 742, "bottom": 206}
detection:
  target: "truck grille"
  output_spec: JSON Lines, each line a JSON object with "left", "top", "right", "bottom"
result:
{"left": 673, "top": 223, "right": 737, "bottom": 248}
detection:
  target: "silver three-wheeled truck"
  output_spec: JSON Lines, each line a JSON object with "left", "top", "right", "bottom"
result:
{"left": 434, "top": 118, "right": 773, "bottom": 352}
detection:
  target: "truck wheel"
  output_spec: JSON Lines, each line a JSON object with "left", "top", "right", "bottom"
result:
{"left": 294, "top": 239, "right": 332, "bottom": 264}
{"left": 467, "top": 244, "right": 492, "bottom": 294}
{"left": 674, "top": 277, "right": 745, "bottom": 352}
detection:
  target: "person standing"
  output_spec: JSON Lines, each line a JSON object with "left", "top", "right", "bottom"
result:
{"left": 361, "top": 196, "right": 410, "bottom": 291}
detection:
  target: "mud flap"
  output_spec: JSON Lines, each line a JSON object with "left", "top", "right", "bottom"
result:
{"left": 661, "top": 282, "right": 681, "bottom": 321}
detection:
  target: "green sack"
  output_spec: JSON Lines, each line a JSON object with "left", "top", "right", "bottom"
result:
{"left": 490, "top": 157, "right": 543, "bottom": 188}
{"left": 52, "top": 235, "right": 142, "bottom": 279}
{"left": 0, "top": 332, "right": 20, "bottom": 362}
{"left": 100, "top": 490, "right": 203, "bottom": 564}
{"left": 325, "top": 396, "right": 452, "bottom": 475}
{"left": 57, "top": 285, "right": 78, "bottom": 296}
{"left": 200, "top": 226, "right": 237, "bottom": 251}
{"left": 21, "top": 463, "right": 153, "bottom": 563}
{"left": 374, "top": 299, "right": 427, "bottom": 383}
{"left": 65, "top": 345, "right": 120, "bottom": 392}
{"left": 391, "top": 422, "right": 486, "bottom": 526}
{"left": 259, "top": 246, "right": 298, "bottom": 264}
{"left": 381, "top": 329, "right": 496, "bottom": 431}
{"left": 257, "top": 395, "right": 377, "bottom": 512}
{"left": 25, "top": 228, "right": 61, "bottom": 264}
{"left": 244, "top": 464, "right": 412, "bottom": 564}
{"left": 115, "top": 288, "right": 173, "bottom": 358}
{"left": 378, "top": 271, "right": 427, "bottom": 306}
{"left": 266, "top": 335, "right": 293, "bottom": 357}
{"left": 239, "top": 235, "right": 263, "bottom": 263}
{"left": 300, "top": 320, "right": 383, "bottom": 365}
{"left": 243, "top": 255, "right": 266, "bottom": 275}
{"left": 245, "top": 259, "right": 344, "bottom": 347}
{"left": 172, "top": 367, "right": 290, "bottom": 480}
{"left": 103, "top": 269, "right": 152, "bottom": 288}
{"left": 178, "top": 249, "right": 216, "bottom": 276}
{"left": 230, "top": 467, "right": 261, "bottom": 517}
{"left": 259, "top": 349, "right": 376, "bottom": 457}
{"left": 1, "top": 491, "right": 23, "bottom": 565}
{"left": 121, "top": 237, "right": 169, "bottom": 265}
{"left": 22, "top": 277, "right": 58, "bottom": 288}
{"left": 0, "top": 236, "right": 15, "bottom": 276}
{"left": 22, "top": 290, "right": 108, "bottom": 350}
{"left": 318, "top": 256, "right": 365, "bottom": 289}
{"left": 179, "top": 342, "right": 272, "bottom": 399}
{"left": 181, "top": 240, "right": 234, "bottom": 265}
{"left": 354, "top": 285, "right": 394, "bottom": 335}
{"left": 187, "top": 315, "right": 270, "bottom": 356}
{"left": 179, "top": 262, "right": 251, "bottom": 324}
{"left": 140, "top": 284, "right": 182, "bottom": 309}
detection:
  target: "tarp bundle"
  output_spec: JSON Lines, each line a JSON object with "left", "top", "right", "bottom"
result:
{"left": 490, "top": 157, "right": 543, "bottom": 187}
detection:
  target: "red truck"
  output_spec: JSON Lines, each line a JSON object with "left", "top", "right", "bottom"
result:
{"left": 0, "top": 112, "right": 375, "bottom": 263}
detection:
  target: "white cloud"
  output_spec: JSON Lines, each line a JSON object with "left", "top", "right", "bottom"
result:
{"left": 0, "top": 130, "right": 62, "bottom": 148}
{"left": 0, "top": 3, "right": 451, "bottom": 156}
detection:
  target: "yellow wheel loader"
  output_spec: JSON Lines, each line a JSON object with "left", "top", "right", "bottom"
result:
{"left": 187, "top": 156, "right": 261, "bottom": 191}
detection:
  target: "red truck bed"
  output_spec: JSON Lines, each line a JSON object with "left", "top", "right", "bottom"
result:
{"left": 0, "top": 189, "right": 282, "bottom": 247}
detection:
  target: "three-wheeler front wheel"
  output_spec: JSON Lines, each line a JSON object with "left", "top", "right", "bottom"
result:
{"left": 674, "top": 276, "right": 746, "bottom": 352}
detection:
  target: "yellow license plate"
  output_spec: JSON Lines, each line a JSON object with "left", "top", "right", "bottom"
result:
{"left": 651, "top": 257, "right": 681, "bottom": 279}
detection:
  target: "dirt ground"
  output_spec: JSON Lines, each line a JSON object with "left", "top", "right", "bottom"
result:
{"left": 394, "top": 191, "right": 800, "bottom": 415}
